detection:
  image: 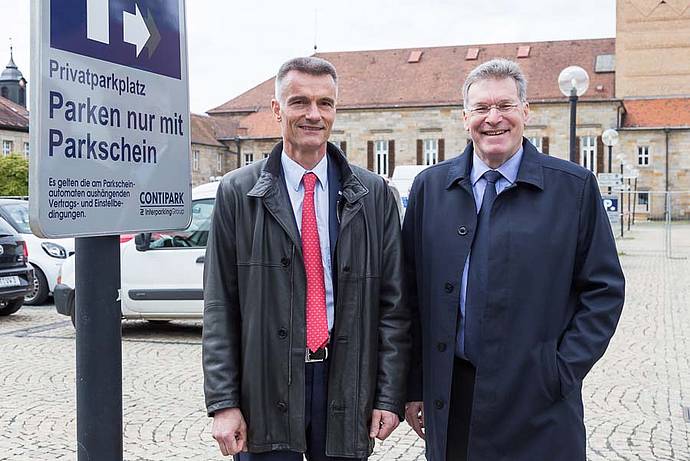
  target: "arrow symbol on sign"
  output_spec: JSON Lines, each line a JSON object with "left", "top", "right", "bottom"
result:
{"left": 144, "top": 9, "right": 161, "bottom": 58}
{"left": 123, "top": 4, "right": 150, "bottom": 57}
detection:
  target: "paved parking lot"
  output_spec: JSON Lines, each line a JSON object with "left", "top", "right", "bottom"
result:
{"left": 1, "top": 222, "right": 689, "bottom": 460}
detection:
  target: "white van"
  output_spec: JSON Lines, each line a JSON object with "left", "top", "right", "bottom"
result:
{"left": 55, "top": 181, "right": 219, "bottom": 325}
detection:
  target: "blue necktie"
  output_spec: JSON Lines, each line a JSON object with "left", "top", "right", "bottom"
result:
{"left": 461, "top": 170, "right": 502, "bottom": 363}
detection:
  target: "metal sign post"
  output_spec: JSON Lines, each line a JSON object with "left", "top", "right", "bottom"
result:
{"left": 30, "top": 1, "right": 190, "bottom": 459}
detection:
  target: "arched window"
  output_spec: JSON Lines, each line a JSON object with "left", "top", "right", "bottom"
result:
{"left": 19, "top": 87, "right": 25, "bottom": 106}
{"left": 0, "top": 87, "right": 8, "bottom": 99}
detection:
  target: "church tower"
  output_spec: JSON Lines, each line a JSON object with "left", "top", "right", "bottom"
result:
{"left": 0, "top": 46, "right": 28, "bottom": 107}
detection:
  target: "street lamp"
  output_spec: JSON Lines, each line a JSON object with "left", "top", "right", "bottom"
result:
{"left": 601, "top": 128, "right": 619, "bottom": 174}
{"left": 616, "top": 153, "right": 627, "bottom": 238}
{"left": 558, "top": 66, "right": 590, "bottom": 163}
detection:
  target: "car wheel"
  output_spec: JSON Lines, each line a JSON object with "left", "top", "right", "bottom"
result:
{"left": 0, "top": 297, "right": 23, "bottom": 316}
{"left": 24, "top": 266, "right": 49, "bottom": 305}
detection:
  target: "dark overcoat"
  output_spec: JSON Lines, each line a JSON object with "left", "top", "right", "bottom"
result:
{"left": 403, "top": 139, "right": 625, "bottom": 461}
{"left": 203, "top": 142, "right": 410, "bottom": 458}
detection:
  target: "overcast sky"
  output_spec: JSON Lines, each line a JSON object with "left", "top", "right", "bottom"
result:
{"left": 2, "top": 0, "right": 616, "bottom": 114}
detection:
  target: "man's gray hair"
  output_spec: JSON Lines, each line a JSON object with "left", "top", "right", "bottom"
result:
{"left": 274, "top": 56, "right": 338, "bottom": 101}
{"left": 462, "top": 58, "right": 528, "bottom": 107}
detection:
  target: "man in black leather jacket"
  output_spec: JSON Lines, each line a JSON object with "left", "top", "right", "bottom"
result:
{"left": 202, "top": 56, "right": 410, "bottom": 460}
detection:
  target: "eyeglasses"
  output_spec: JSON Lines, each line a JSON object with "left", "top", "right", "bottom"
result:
{"left": 466, "top": 102, "right": 521, "bottom": 116}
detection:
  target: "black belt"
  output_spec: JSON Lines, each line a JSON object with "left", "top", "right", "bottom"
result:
{"left": 305, "top": 346, "right": 328, "bottom": 363}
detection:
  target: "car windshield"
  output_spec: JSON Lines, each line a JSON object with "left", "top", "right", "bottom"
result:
{"left": 149, "top": 199, "right": 214, "bottom": 249}
{"left": 1, "top": 202, "right": 31, "bottom": 233}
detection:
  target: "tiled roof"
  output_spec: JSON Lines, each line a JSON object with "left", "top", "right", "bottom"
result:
{"left": 0, "top": 95, "right": 29, "bottom": 131}
{"left": 190, "top": 114, "right": 224, "bottom": 147}
{"left": 208, "top": 38, "right": 616, "bottom": 114}
{"left": 235, "top": 110, "right": 281, "bottom": 139}
{"left": 622, "top": 98, "right": 690, "bottom": 128}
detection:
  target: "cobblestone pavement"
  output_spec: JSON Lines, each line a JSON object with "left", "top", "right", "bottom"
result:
{"left": 1, "top": 222, "right": 688, "bottom": 460}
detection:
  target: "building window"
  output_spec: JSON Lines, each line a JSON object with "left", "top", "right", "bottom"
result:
{"left": 2, "top": 140, "right": 13, "bottom": 156}
{"left": 528, "top": 136, "right": 542, "bottom": 152}
{"left": 580, "top": 136, "right": 597, "bottom": 173}
{"left": 375, "top": 140, "right": 388, "bottom": 176}
{"left": 637, "top": 191, "right": 649, "bottom": 213}
{"left": 24, "top": 142, "right": 29, "bottom": 158}
{"left": 424, "top": 139, "right": 438, "bottom": 166}
{"left": 0, "top": 87, "right": 7, "bottom": 99}
{"left": 637, "top": 146, "right": 650, "bottom": 166}
{"left": 192, "top": 150, "right": 199, "bottom": 171}
{"left": 244, "top": 152, "right": 254, "bottom": 166}
{"left": 216, "top": 152, "right": 222, "bottom": 172}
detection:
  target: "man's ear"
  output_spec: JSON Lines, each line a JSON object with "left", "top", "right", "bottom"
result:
{"left": 271, "top": 99, "right": 281, "bottom": 122}
{"left": 522, "top": 101, "right": 530, "bottom": 123}
{"left": 462, "top": 110, "right": 470, "bottom": 132}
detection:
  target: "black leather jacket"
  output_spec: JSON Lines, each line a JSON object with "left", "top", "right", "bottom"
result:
{"left": 202, "top": 142, "right": 410, "bottom": 458}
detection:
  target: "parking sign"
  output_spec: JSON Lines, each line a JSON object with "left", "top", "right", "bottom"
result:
{"left": 602, "top": 195, "right": 620, "bottom": 225}
{"left": 30, "top": 0, "right": 191, "bottom": 237}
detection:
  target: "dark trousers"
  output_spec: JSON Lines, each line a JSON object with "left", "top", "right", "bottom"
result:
{"left": 236, "top": 360, "right": 363, "bottom": 461}
{"left": 446, "top": 357, "right": 476, "bottom": 461}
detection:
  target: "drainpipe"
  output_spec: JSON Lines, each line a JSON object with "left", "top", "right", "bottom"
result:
{"left": 234, "top": 136, "right": 242, "bottom": 170}
{"left": 664, "top": 128, "right": 670, "bottom": 193}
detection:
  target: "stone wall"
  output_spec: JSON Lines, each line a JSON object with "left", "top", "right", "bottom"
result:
{"left": 616, "top": 0, "right": 690, "bottom": 98}
{"left": 190, "top": 143, "right": 234, "bottom": 187}
{"left": 0, "top": 129, "right": 30, "bottom": 158}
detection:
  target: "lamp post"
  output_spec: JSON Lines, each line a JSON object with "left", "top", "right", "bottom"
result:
{"left": 601, "top": 128, "right": 619, "bottom": 194}
{"left": 558, "top": 66, "right": 590, "bottom": 163}
{"left": 617, "top": 154, "right": 626, "bottom": 238}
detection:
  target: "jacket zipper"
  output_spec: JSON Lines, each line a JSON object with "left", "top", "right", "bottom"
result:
{"left": 288, "top": 244, "right": 295, "bottom": 386}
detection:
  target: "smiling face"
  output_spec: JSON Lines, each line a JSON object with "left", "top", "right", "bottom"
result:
{"left": 463, "top": 77, "right": 529, "bottom": 169}
{"left": 271, "top": 70, "right": 337, "bottom": 162}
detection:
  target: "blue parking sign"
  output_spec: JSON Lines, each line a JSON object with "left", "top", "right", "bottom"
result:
{"left": 50, "top": 0, "right": 181, "bottom": 79}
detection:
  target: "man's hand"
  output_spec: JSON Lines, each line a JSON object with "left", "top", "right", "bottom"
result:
{"left": 211, "top": 408, "right": 247, "bottom": 456}
{"left": 404, "top": 401, "right": 425, "bottom": 439}
{"left": 369, "top": 409, "right": 399, "bottom": 441}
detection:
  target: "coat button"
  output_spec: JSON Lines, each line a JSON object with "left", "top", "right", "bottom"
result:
{"left": 437, "top": 342, "right": 447, "bottom": 352}
{"left": 457, "top": 226, "right": 468, "bottom": 236}
{"left": 434, "top": 399, "right": 445, "bottom": 410}
{"left": 343, "top": 265, "right": 351, "bottom": 273}
{"left": 281, "top": 257, "right": 290, "bottom": 267}
{"left": 278, "top": 327, "right": 288, "bottom": 339}
{"left": 444, "top": 282, "right": 454, "bottom": 293}
{"left": 277, "top": 401, "right": 288, "bottom": 413}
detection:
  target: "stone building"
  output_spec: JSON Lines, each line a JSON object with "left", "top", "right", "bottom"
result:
{"left": 0, "top": 48, "right": 30, "bottom": 160}
{"left": 190, "top": 114, "right": 235, "bottom": 187}
{"left": 204, "top": 0, "right": 690, "bottom": 219}
{"left": 0, "top": 95, "right": 29, "bottom": 159}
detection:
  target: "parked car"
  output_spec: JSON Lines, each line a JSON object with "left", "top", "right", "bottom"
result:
{"left": 55, "top": 181, "right": 218, "bottom": 325}
{"left": 390, "top": 164, "right": 429, "bottom": 212}
{"left": 0, "top": 216, "right": 34, "bottom": 316}
{"left": 55, "top": 178, "right": 404, "bottom": 326}
{"left": 0, "top": 199, "right": 75, "bottom": 305}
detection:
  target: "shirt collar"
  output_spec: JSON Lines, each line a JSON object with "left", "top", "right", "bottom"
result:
{"left": 470, "top": 146, "right": 524, "bottom": 186}
{"left": 281, "top": 150, "right": 328, "bottom": 192}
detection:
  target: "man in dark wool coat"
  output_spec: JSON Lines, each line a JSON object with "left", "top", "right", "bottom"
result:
{"left": 403, "top": 58, "right": 625, "bottom": 461}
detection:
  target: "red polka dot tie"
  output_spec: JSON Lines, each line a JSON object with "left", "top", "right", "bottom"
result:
{"left": 302, "top": 172, "right": 329, "bottom": 352}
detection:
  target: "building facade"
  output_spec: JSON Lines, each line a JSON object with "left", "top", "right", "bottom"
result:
{"left": 204, "top": 0, "right": 690, "bottom": 219}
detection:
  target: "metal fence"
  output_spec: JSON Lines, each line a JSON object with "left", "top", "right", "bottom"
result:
{"left": 609, "top": 190, "right": 690, "bottom": 259}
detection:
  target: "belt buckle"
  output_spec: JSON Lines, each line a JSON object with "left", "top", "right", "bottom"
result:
{"left": 305, "top": 346, "right": 328, "bottom": 363}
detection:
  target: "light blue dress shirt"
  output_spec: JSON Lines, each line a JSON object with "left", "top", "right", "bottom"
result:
{"left": 456, "top": 147, "right": 524, "bottom": 359}
{"left": 281, "top": 152, "right": 335, "bottom": 332}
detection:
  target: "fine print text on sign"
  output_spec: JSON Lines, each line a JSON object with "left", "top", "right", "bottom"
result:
{"left": 30, "top": 0, "right": 191, "bottom": 238}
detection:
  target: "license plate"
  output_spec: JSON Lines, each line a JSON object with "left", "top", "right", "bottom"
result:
{"left": 0, "top": 276, "right": 21, "bottom": 288}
